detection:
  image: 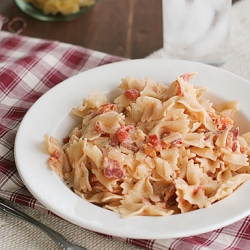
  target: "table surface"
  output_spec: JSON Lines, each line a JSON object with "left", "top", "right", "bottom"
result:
{"left": 1, "top": 0, "right": 239, "bottom": 59}
{"left": 1, "top": 0, "right": 163, "bottom": 59}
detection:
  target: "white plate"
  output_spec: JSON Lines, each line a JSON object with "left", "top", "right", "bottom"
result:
{"left": 14, "top": 59, "right": 250, "bottom": 239}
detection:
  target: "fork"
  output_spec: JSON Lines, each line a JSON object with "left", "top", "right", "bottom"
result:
{"left": 0, "top": 198, "right": 88, "bottom": 250}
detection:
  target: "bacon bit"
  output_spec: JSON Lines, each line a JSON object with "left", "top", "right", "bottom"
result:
{"left": 193, "top": 186, "right": 205, "bottom": 194}
{"left": 103, "top": 156, "right": 125, "bottom": 179}
{"left": 62, "top": 136, "right": 70, "bottom": 144}
{"left": 104, "top": 167, "right": 124, "bottom": 179}
{"left": 110, "top": 134, "right": 119, "bottom": 147}
{"left": 124, "top": 89, "right": 140, "bottom": 100}
{"left": 240, "top": 147, "right": 245, "bottom": 154}
{"left": 95, "top": 103, "right": 116, "bottom": 116}
{"left": 162, "top": 183, "right": 177, "bottom": 207}
{"left": 117, "top": 125, "right": 135, "bottom": 142}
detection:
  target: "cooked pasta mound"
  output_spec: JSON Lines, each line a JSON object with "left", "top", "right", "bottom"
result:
{"left": 44, "top": 73, "right": 250, "bottom": 217}
{"left": 26, "top": 0, "right": 96, "bottom": 15}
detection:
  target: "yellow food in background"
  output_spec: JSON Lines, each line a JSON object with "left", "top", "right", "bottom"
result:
{"left": 26, "top": 0, "right": 96, "bottom": 15}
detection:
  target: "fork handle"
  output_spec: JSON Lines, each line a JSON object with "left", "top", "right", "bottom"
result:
{"left": 0, "top": 198, "right": 86, "bottom": 250}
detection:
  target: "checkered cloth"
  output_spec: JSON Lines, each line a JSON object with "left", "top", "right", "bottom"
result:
{"left": 1, "top": 21, "right": 250, "bottom": 249}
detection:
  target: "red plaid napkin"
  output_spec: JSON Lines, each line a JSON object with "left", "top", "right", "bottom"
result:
{"left": 1, "top": 30, "right": 250, "bottom": 250}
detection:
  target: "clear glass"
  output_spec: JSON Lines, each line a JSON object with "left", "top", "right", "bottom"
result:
{"left": 162, "top": 0, "right": 232, "bottom": 66}
{"left": 15, "top": 0, "right": 98, "bottom": 22}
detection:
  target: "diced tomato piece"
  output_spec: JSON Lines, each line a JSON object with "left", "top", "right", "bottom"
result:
{"left": 117, "top": 130, "right": 129, "bottom": 142}
{"left": 124, "top": 89, "right": 140, "bottom": 100}
{"left": 117, "top": 125, "right": 135, "bottom": 142}
{"left": 110, "top": 134, "right": 119, "bottom": 146}
{"left": 148, "top": 134, "right": 162, "bottom": 152}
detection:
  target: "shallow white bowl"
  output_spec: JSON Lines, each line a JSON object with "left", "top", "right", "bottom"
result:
{"left": 14, "top": 59, "right": 250, "bottom": 239}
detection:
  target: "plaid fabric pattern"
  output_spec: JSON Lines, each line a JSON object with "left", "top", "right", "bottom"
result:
{"left": 0, "top": 30, "right": 125, "bottom": 212}
{"left": 1, "top": 30, "right": 250, "bottom": 250}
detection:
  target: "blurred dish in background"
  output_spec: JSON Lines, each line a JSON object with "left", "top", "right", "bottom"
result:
{"left": 15, "top": 0, "right": 98, "bottom": 21}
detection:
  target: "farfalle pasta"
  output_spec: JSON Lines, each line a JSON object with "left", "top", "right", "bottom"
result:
{"left": 44, "top": 73, "right": 250, "bottom": 217}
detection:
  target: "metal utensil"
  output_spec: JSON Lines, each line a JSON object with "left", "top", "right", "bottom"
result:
{"left": 0, "top": 198, "right": 88, "bottom": 250}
